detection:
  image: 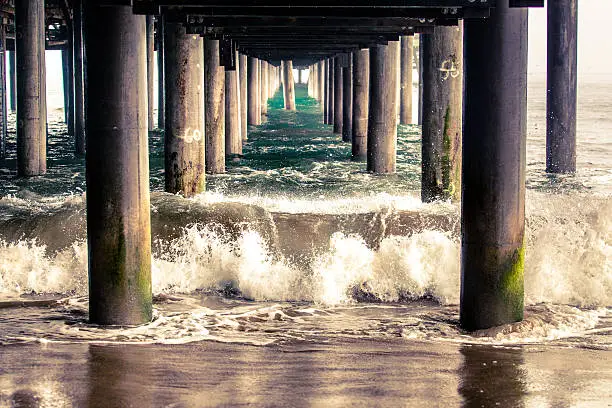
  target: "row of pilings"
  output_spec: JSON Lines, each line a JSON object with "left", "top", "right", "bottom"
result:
{"left": 2, "top": 1, "right": 578, "bottom": 332}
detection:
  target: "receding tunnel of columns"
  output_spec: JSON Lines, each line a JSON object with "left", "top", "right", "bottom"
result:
{"left": 2, "top": 0, "right": 569, "bottom": 332}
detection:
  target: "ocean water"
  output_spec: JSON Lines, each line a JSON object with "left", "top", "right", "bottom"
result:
{"left": 0, "top": 79, "right": 611, "bottom": 406}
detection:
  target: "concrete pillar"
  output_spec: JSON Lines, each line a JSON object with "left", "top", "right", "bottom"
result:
{"left": 239, "top": 54, "right": 248, "bottom": 139}
{"left": 146, "top": 16, "right": 155, "bottom": 131}
{"left": 0, "top": 25, "right": 7, "bottom": 158}
{"left": 367, "top": 41, "right": 399, "bottom": 173}
{"left": 317, "top": 62, "right": 325, "bottom": 105}
{"left": 352, "top": 49, "right": 369, "bottom": 160}
{"left": 62, "top": 47, "right": 70, "bottom": 124}
{"left": 204, "top": 39, "right": 225, "bottom": 174}
{"left": 546, "top": 0, "right": 577, "bottom": 174}
{"left": 157, "top": 16, "right": 166, "bottom": 130}
{"left": 247, "top": 57, "right": 260, "bottom": 125}
{"left": 73, "top": 0, "right": 85, "bottom": 155}
{"left": 62, "top": 39, "right": 75, "bottom": 136}
{"left": 225, "top": 66, "right": 242, "bottom": 155}
{"left": 327, "top": 58, "right": 335, "bottom": 125}
{"left": 342, "top": 55, "right": 353, "bottom": 143}
{"left": 84, "top": 3, "right": 152, "bottom": 325}
{"left": 8, "top": 50, "right": 16, "bottom": 112}
{"left": 164, "top": 24, "right": 205, "bottom": 197}
{"left": 261, "top": 60, "right": 269, "bottom": 115}
{"left": 418, "top": 34, "right": 425, "bottom": 126}
{"left": 282, "top": 60, "right": 296, "bottom": 111}
{"left": 461, "top": 3, "right": 528, "bottom": 331}
{"left": 333, "top": 56, "right": 343, "bottom": 134}
{"left": 421, "top": 25, "right": 463, "bottom": 203}
{"left": 400, "top": 36, "right": 414, "bottom": 125}
{"left": 323, "top": 60, "right": 329, "bottom": 122}
{"left": 15, "top": 0, "right": 47, "bottom": 176}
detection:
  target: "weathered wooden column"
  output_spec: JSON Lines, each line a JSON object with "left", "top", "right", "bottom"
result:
{"left": 62, "top": 47, "right": 70, "bottom": 124}
{"left": 8, "top": 50, "right": 16, "bottom": 112}
{"left": 226, "top": 64, "right": 242, "bottom": 155}
{"left": 204, "top": 39, "right": 225, "bottom": 174}
{"left": 461, "top": 2, "right": 528, "bottom": 331}
{"left": 239, "top": 54, "right": 248, "bottom": 139}
{"left": 282, "top": 60, "right": 296, "bottom": 111}
{"left": 333, "top": 56, "right": 344, "bottom": 134}
{"left": 421, "top": 25, "right": 463, "bottom": 203}
{"left": 400, "top": 36, "right": 414, "bottom": 125}
{"left": 261, "top": 60, "right": 269, "bottom": 115}
{"left": 84, "top": 3, "right": 152, "bottom": 325}
{"left": 367, "top": 41, "right": 399, "bottom": 173}
{"left": 0, "top": 24, "right": 7, "bottom": 158}
{"left": 546, "top": 0, "right": 577, "bottom": 174}
{"left": 15, "top": 0, "right": 47, "bottom": 175}
{"left": 327, "top": 58, "right": 335, "bottom": 125}
{"left": 164, "top": 23, "right": 205, "bottom": 196}
{"left": 342, "top": 55, "right": 353, "bottom": 143}
{"left": 247, "top": 56, "right": 260, "bottom": 125}
{"left": 146, "top": 16, "right": 155, "bottom": 131}
{"left": 418, "top": 34, "right": 425, "bottom": 126}
{"left": 352, "top": 49, "right": 369, "bottom": 160}
{"left": 73, "top": 0, "right": 85, "bottom": 155}
{"left": 62, "top": 32, "right": 75, "bottom": 136}
{"left": 157, "top": 16, "right": 166, "bottom": 129}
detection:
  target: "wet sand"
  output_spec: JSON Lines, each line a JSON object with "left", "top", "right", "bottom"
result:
{"left": 1, "top": 339, "right": 610, "bottom": 407}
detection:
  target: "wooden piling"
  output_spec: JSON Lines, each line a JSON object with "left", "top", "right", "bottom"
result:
{"left": 84, "top": 3, "right": 152, "bottom": 325}
{"left": 333, "top": 56, "right": 343, "bottom": 134}
{"left": 15, "top": 0, "right": 47, "bottom": 175}
{"left": 400, "top": 36, "right": 414, "bottom": 125}
{"left": 146, "top": 16, "right": 155, "bottom": 131}
{"left": 461, "top": 2, "right": 527, "bottom": 331}
{"left": 73, "top": 0, "right": 85, "bottom": 155}
{"left": 352, "top": 49, "right": 369, "bottom": 160}
{"left": 239, "top": 54, "right": 248, "bottom": 139}
{"left": 0, "top": 26, "right": 7, "bottom": 158}
{"left": 164, "top": 24, "right": 205, "bottom": 197}
{"left": 225, "top": 65, "right": 242, "bottom": 155}
{"left": 367, "top": 41, "right": 399, "bottom": 173}
{"left": 157, "top": 16, "right": 166, "bottom": 129}
{"left": 546, "top": 0, "right": 578, "bottom": 173}
{"left": 204, "top": 39, "right": 225, "bottom": 174}
{"left": 261, "top": 60, "right": 269, "bottom": 115}
{"left": 323, "top": 59, "right": 329, "bottom": 123}
{"left": 421, "top": 25, "right": 463, "bottom": 203}
{"left": 327, "top": 58, "right": 335, "bottom": 125}
{"left": 342, "top": 55, "right": 353, "bottom": 143}
{"left": 247, "top": 56, "right": 260, "bottom": 125}
{"left": 282, "top": 60, "right": 296, "bottom": 111}
{"left": 8, "top": 50, "right": 16, "bottom": 112}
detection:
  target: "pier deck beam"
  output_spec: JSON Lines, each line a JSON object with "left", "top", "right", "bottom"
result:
{"left": 204, "top": 39, "right": 225, "bottom": 174}
{"left": 421, "top": 25, "right": 463, "bottom": 203}
{"left": 460, "top": 2, "right": 528, "bottom": 331}
{"left": 164, "top": 23, "right": 205, "bottom": 196}
{"left": 15, "top": 0, "right": 47, "bottom": 176}
{"left": 73, "top": 0, "right": 85, "bottom": 155}
{"left": 282, "top": 60, "right": 296, "bottom": 111}
{"left": 247, "top": 57, "right": 260, "bottom": 125}
{"left": 352, "top": 49, "right": 369, "bottom": 160}
{"left": 367, "top": 41, "right": 399, "bottom": 173}
{"left": 400, "top": 35, "right": 414, "bottom": 125}
{"left": 342, "top": 56, "right": 353, "bottom": 143}
{"left": 226, "top": 62, "right": 242, "bottom": 155}
{"left": 84, "top": 3, "right": 152, "bottom": 325}
{"left": 239, "top": 54, "right": 248, "bottom": 139}
{"left": 546, "top": 0, "right": 577, "bottom": 174}
{"left": 333, "top": 55, "right": 343, "bottom": 134}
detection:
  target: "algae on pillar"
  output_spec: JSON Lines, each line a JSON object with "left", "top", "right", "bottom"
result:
{"left": 461, "top": 2, "right": 527, "bottom": 331}
{"left": 342, "top": 55, "right": 353, "bottom": 143}
{"left": 84, "top": 3, "right": 152, "bottom": 325}
{"left": 352, "top": 49, "right": 369, "bottom": 160}
{"left": 546, "top": 0, "right": 578, "bottom": 174}
{"left": 282, "top": 60, "right": 296, "bottom": 111}
{"left": 204, "top": 39, "right": 225, "bottom": 174}
{"left": 164, "top": 24, "right": 205, "bottom": 197}
{"left": 400, "top": 36, "right": 414, "bottom": 125}
{"left": 367, "top": 41, "right": 399, "bottom": 174}
{"left": 247, "top": 57, "right": 260, "bottom": 125}
{"left": 15, "top": 0, "right": 47, "bottom": 176}
{"left": 421, "top": 25, "right": 463, "bottom": 203}
{"left": 239, "top": 54, "right": 248, "bottom": 140}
